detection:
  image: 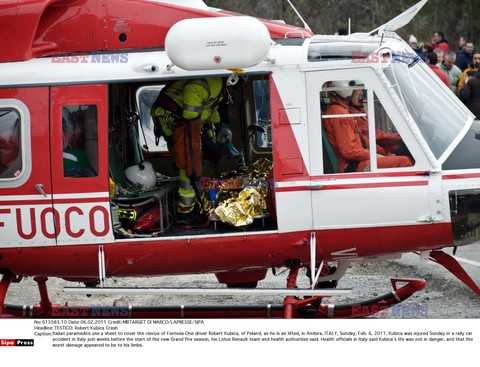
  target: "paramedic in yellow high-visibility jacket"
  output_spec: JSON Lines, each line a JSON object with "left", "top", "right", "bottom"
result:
{"left": 150, "top": 77, "right": 225, "bottom": 225}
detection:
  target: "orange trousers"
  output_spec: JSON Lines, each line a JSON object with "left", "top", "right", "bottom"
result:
{"left": 357, "top": 155, "right": 412, "bottom": 172}
{"left": 173, "top": 118, "right": 203, "bottom": 178}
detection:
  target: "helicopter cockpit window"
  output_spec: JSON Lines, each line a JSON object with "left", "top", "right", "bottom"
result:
{"left": 321, "top": 80, "right": 414, "bottom": 174}
{"left": 0, "top": 108, "right": 22, "bottom": 179}
{"left": 62, "top": 105, "right": 98, "bottom": 178}
{"left": 384, "top": 61, "right": 470, "bottom": 159}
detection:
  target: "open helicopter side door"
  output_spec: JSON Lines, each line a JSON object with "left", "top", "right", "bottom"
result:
{"left": 306, "top": 67, "right": 443, "bottom": 252}
{"left": 49, "top": 84, "right": 114, "bottom": 245}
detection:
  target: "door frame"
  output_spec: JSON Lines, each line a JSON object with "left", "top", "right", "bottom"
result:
{"left": 49, "top": 84, "right": 114, "bottom": 245}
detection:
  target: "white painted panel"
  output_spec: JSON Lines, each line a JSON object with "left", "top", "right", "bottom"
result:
{"left": 0, "top": 196, "right": 114, "bottom": 248}
{"left": 0, "top": 204, "right": 58, "bottom": 247}
{"left": 276, "top": 191, "right": 312, "bottom": 232}
{"left": 312, "top": 185, "right": 430, "bottom": 229}
{"left": 55, "top": 202, "right": 114, "bottom": 246}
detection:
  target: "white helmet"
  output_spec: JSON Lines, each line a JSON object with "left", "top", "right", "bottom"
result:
{"left": 331, "top": 80, "right": 364, "bottom": 99}
{"left": 124, "top": 161, "right": 157, "bottom": 189}
{"left": 216, "top": 124, "right": 233, "bottom": 144}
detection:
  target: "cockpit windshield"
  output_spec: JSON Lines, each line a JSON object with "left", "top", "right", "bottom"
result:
{"left": 384, "top": 60, "right": 471, "bottom": 160}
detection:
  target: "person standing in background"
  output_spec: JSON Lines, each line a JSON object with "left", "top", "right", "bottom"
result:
{"left": 458, "top": 52, "right": 480, "bottom": 93}
{"left": 438, "top": 51, "right": 462, "bottom": 93}
{"left": 456, "top": 41, "right": 474, "bottom": 72}
{"left": 459, "top": 69, "right": 480, "bottom": 118}
{"left": 458, "top": 36, "right": 467, "bottom": 52}
{"left": 409, "top": 35, "right": 422, "bottom": 54}
{"left": 434, "top": 48, "right": 444, "bottom": 64}
{"left": 432, "top": 31, "right": 450, "bottom": 54}
{"left": 427, "top": 52, "right": 450, "bottom": 87}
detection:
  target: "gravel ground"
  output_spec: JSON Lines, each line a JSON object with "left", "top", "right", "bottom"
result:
{"left": 3, "top": 243, "right": 480, "bottom": 318}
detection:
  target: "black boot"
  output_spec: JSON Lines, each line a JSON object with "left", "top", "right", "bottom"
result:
{"left": 175, "top": 211, "right": 208, "bottom": 225}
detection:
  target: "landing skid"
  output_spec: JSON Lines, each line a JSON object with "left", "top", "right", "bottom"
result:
{"left": 0, "top": 268, "right": 426, "bottom": 319}
{"left": 429, "top": 250, "right": 480, "bottom": 296}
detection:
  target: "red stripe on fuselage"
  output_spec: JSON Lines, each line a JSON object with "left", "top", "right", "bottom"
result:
{"left": 276, "top": 180, "right": 428, "bottom": 192}
{"left": 310, "top": 171, "right": 430, "bottom": 181}
{"left": 443, "top": 172, "right": 480, "bottom": 180}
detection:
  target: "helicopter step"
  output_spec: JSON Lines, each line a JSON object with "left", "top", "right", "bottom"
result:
{"left": 0, "top": 267, "right": 427, "bottom": 318}
{"left": 63, "top": 286, "right": 352, "bottom": 297}
{"left": 1, "top": 278, "right": 426, "bottom": 319}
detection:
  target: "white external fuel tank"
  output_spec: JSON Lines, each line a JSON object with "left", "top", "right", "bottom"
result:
{"left": 165, "top": 16, "right": 271, "bottom": 71}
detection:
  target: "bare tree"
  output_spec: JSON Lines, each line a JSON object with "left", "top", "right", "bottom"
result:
{"left": 204, "top": 0, "right": 480, "bottom": 49}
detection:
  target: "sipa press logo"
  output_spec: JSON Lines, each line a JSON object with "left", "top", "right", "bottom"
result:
{"left": 0, "top": 339, "right": 34, "bottom": 347}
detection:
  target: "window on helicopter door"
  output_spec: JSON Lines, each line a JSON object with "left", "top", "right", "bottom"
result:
{"left": 62, "top": 105, "right": 99, "bottom": 178}
{"left": 320, "top": 80, "right": 414, "bottom": 174}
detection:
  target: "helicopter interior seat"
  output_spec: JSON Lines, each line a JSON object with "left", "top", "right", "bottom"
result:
{"left": 320, "top": 95, "right": 339, "bottom": 174}
{"left": 108, "top": 142, "right": 176, "bottom": 234}
{"left": 322, "top": 125, "right": 339, "bottom": 174}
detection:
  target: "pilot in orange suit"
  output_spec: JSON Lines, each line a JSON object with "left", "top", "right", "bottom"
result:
{"left": 354, "top": 105, "right": 401, "bottom": 155}
{"left": 323, "top": 80, "right": 412, "bottom": 173}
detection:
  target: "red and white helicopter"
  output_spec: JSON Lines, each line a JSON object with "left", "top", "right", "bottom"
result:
{"left": 1, "top": 0, "right": 479, "bottom": 319}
